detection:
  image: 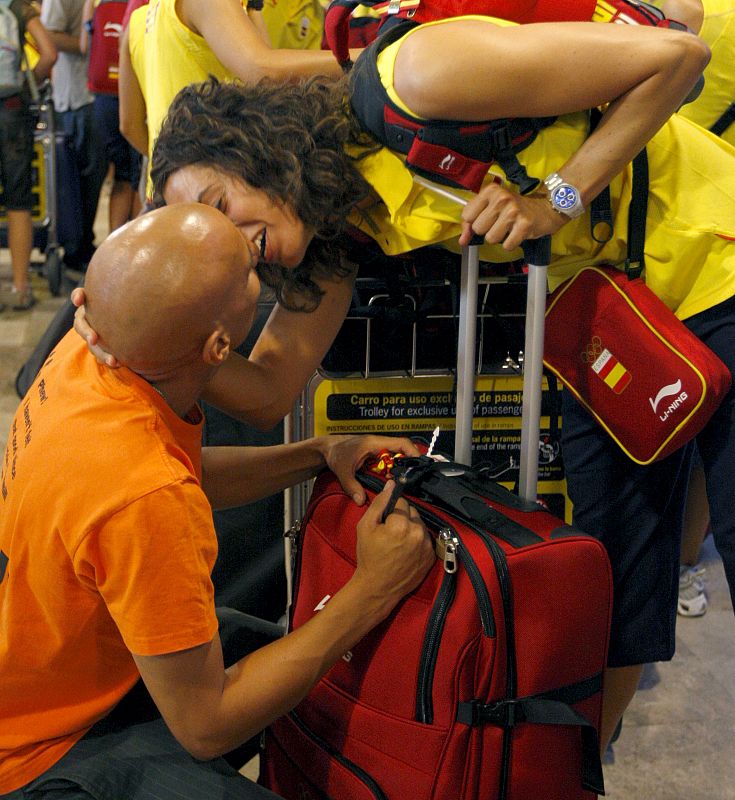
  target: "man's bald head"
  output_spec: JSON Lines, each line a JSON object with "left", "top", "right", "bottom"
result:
{"left": 85, "top": 204, "right": 258, "bottom": 378}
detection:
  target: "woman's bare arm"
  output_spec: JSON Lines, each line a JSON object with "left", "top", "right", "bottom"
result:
{"left": 181, "top": 0, "right": 349, "bottom": 83}
{"left": 392, "top": 20, "right": 710, "bottom": 250}
{"left": 78, "top": 0, "right": 93, "bottom": 54}
{"left": 73, "top": 269, "right": 357, "bottom": 428}
{"left": 26, "top": 17, "right": 57, "bottom": 82}
{"left": 118, "top": 24, "right": 148, "bottom": 156}
{"left": 662, "top": 0, "right": 704, "bottom": 33}
{"left": 201, "top": 271, "right": 356, "bottom": 429}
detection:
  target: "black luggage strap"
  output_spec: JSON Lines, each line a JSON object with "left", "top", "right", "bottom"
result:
{"left": 419, "top": 471, "right": 545, "bottom": 547}
{"left": 349, "top": 23, "right": 554, "bottom": 195}
{"left": 374, "top": 456, "right": 587, "bottom": 545}
{"left": 710, "top": 101, "right": 735, "bottom": 138}
{"left": 457, "top": 673, "right": 605, "bottom": 795}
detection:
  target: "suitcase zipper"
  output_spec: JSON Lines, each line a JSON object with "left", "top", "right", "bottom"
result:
{"left": 417, "top": 504, "right": 495, "bottom": 638}
{"left": 287, "top": 710, "right": 389, "bottom": 800}
{"left": 413, "top": 506, "right": 496, "bottom": 726}
{"left": 460, "top": 518, "right": 517, "bottom": 800}
{"left": 416, "top": 534, "right": 457, "bottom": 724}
{"left": 299, "top": 478, "right": 497, "bottom": 729}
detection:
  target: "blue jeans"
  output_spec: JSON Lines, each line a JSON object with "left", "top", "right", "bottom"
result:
{"left": 55, "top": 103, "right": 107, "bottom": 266}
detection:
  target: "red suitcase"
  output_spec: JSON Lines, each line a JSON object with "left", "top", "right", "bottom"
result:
{"left": 259, "top": 456, "right": 613, "bottom": 799}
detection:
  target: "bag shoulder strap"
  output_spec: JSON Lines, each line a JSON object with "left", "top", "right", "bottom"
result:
{"left": 710, "top": 102, "right": 735, "bottom": 138}
{"left": 348, "top": 23, "right": 553, "bottom": 195}
{"left": 625, "top": 147, "right": 649, "bottom": 280}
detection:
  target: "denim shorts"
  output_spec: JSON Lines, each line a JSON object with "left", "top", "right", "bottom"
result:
{"left": 92, "top": 94, "right": 142, "bottom": 187}
{"left": 0, "top": 97, "right": 34, "bottom": 211}
{"left": 562, "top": 293, "right": 735, "bottom": 667}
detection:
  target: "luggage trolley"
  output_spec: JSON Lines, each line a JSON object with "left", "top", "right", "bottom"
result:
{"left": 0, "top": 82, "right": 65, "bottom": 296}
{"left": 284, "top": 234, "right": 565, "bottom": 533}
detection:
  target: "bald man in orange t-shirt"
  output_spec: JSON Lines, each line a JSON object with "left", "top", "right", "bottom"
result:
{"left": 0, "top": 204, "right": 433, "bottom": 800}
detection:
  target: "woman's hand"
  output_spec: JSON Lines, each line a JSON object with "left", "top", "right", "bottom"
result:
{"left": 321, "top": 435, "right": 420, "bottom": 505}
{"left": 458, "top": 183, "right": 567, "bottom": 252}
{"left": 71, "top": 287, "right": 120, "bottom": 368}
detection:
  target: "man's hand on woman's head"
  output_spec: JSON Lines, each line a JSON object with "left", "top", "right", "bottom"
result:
{"left": 70, "top": 287, "right": 120, "bottom": 368}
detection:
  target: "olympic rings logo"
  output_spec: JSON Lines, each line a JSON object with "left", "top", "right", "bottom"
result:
{"left": 581, "top": 336, "right": 603, "bottom": 364}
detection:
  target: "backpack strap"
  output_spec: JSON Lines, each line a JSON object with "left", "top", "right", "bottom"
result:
{"left": 348, "top": 23, "right": 555, "bottom": 195}
{"left": 710, "top": 102, "right": 735, "bottom": 138}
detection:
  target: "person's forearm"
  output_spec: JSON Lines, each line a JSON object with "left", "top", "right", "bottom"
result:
{"left": 118, "top": 28, "right": 149, "bottom": 156}
{"left": 234, "top": 46, "right": 346, "bottom": 82}
{"left": 247, "top": 8, "right": 271, "bottom": 45}
{"left": 186, "top": 0, "right": 346, "bottom": 83}
{"left": 216, "top": 574, "right": 391, "bottom": 747}
{"left": 133, "top": 482, "right": 433, "bottom": 761}
{"left": 26, "top": 20, "right": 57, "bottom": 82}
{"left": 397, "top": 22, "right": 709, "bottom": 209}
{"left": 46, "top": 30, "right": 81, "bottom": 54}
{"left": 79, "top": 0, "right": 94, "bottom": 53}
{"left": 119, "top": 112, "right": 149, "bottom": 156}
{"left": 556, "top": 32, "right": 710, "bottom": 205}
{"left": 201, "top": 437, "right": 330, "bottom": 509}
{"left": 201, "top": 273, "right": 355, "bottom": 429}
{"left": 134, "top": 574, "right": 393, "bottom": 761}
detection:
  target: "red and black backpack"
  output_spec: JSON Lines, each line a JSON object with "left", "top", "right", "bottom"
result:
{"left": 340, "top": 0, "right": 696, "bottom": 236}
{"left": 326, "top": 0, "right": 689, "bottom": 69}
{"left": 86, "top": 0, "right": 127, "bottom": 96}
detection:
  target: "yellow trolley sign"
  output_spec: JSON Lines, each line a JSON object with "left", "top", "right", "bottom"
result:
{"left": 305, "top": 371, "right": 572, "bottom": 521}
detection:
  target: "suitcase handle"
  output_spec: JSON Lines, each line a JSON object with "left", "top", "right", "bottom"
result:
{"left": 521, "top": 235, "right": 551, "bottom": 268}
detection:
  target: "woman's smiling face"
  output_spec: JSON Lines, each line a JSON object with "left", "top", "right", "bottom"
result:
{"left": 163, "top": 164, "right": 315, "bottom": 269}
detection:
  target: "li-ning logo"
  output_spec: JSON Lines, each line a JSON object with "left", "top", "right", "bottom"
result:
{"left": 649, "top": 379, "right": 688, "bottom": 421}
{"left": 439, "top": 154, "right": 456, "bottom": 172}
{"left": 313, "top": 594, "right": 352, "bottom": 662}
{"left": 103, "top": 21, "right": 123, "bottom": 38}
{"left": 313, "top": 594, "right": 331, "bottom": 611}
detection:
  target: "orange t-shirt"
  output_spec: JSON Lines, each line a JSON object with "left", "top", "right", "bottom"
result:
{"left": 0, "top": 333, "right": 220, "bottom": 793}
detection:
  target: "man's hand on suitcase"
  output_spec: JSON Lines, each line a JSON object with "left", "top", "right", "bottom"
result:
{"left": 352, "top": 481, "right": 435, "bottom": 614}
{"left": 322, "top": 434, "right": 420, "bottom": 505}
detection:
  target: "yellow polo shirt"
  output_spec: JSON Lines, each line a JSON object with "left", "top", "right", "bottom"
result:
{"left": 347, "top": 15, "right": 735, "bottom": 321}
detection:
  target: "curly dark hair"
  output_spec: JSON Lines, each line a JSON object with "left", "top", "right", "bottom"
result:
{"left": 150, "top": 75, "right": 379, "bottom": 311}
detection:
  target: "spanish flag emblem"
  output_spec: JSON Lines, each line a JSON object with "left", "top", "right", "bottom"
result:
{"left": 591, "top": 348, "right": 632, "bottom": 394}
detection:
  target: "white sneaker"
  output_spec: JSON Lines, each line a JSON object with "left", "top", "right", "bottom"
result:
{"left": 678, "top": 564, "right": 707, "bottom": 617}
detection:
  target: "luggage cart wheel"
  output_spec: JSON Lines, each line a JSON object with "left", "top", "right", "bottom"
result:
{"left": 44, "top": 249, "right": 63, "bottom": 297}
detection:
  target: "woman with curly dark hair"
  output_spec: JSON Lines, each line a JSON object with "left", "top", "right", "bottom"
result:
{"left": 79, "top": 17, "right": 715, "bottom": 434}
{"left": 150, "top": 75, "right": 377, "bottom": 312}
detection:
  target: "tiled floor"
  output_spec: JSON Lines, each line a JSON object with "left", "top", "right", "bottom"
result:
{"left": 1, "top": 183, "right": 733, "bottom": 798}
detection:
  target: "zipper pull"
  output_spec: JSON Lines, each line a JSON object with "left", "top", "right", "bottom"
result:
{"left": 285, "top": 519, "right": 301, "bottom": 568}
{"left": 435, "top": 528, "right": 459, "bottom": 574}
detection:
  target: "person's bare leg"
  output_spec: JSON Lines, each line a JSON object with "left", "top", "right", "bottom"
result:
{"left": 681, "top": 462, "right": 710, "bottom": 566}
{"left": 7, "top": 209, "right": 33, "bottom": 292}
{"left": 600, "top": 664, "right": 644, "bottom": 753}
{"left": 130, "top": 185, "right": 142, "bottom": 220}
{"left": 108, "top": 180, "right": 137, "bottom": 232}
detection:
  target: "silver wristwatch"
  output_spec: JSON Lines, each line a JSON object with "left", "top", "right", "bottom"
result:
{"left": 543, "top": 173, "right": 585, "bottom": 219}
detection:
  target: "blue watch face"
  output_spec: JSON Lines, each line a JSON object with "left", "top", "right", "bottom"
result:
{"left": 552, "top": 185, "right": 579, "bottom": 210}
